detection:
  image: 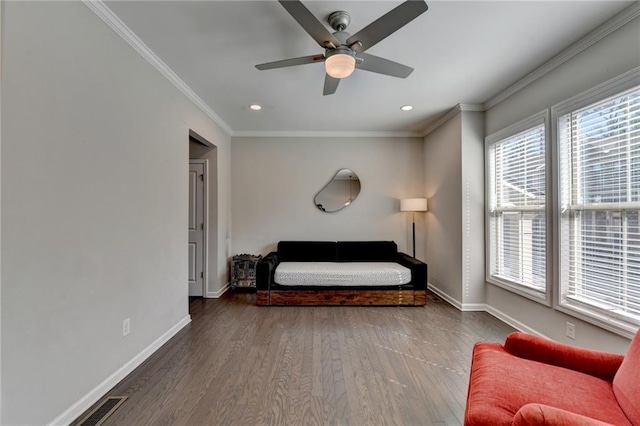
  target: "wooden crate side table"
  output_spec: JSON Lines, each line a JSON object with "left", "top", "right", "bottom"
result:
{"left": 229, "top": 254, "right": 262, "bottom": 290}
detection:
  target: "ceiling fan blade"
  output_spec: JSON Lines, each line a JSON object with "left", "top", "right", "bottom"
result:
{"left": 346, "top": 0, "right": 428, "bottom": 53}
{"left": 323, "top": 74, "right": 340, "bottom": 96}
{"left": 256, "top": 54, "right": 325, "bottom": 70}
{"left": 356, "top": 53, "right": 414, "bottom": 78}
{"left": 278, "top": 0, "right": 341, "bottom": 48}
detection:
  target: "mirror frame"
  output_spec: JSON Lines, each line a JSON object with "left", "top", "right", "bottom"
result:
{"left": 314, "top": 168, "right": 361, "bottom": 213}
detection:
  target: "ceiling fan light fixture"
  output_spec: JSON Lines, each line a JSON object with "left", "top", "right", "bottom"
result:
{"left": 255, "top": 0, "right": 429, "bottom": 94}
{"left": 325, "top": 50, "right": 356, "bottom": 79}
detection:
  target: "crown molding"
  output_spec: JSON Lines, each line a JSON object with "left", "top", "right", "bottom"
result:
{"left": 231, "top": 130, "right": 423, "bottom": 139}
{"left": 83, "top": 0, "right": 234, "bottom": 136}
{"left": 84, "top": 1, "right": 639, "bottom": 139}
{"left": 83, "top": 0, "right": 441, "bottom": 140}
{"left": 420, "top": 103, "right": 484, "bottom": 137}
{"left": 458, "top": 103, "right": 486, "bottom": 112}
{"left": 483, "top": 2, "right": 640, "bottom": 110}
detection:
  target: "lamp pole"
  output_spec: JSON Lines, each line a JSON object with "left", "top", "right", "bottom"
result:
{"left": 411, "top": 212, "right": 416, "bottom": 258}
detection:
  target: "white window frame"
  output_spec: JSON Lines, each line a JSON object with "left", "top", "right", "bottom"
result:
{"left": 485, "top": 110, "right": 552, "bottom": 305}
{"left": 551, "top": 68, "right": 640, "bottom": 338}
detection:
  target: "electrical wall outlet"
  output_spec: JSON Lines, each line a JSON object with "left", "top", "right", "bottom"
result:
{"left": 122, "top": 318, "right": 131, "bottom": 337}
{"left": 566, "top": 322, "right": 576, "bottom": 340}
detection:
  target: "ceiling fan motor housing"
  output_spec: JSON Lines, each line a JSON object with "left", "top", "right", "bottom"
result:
{"left": 331, "top": 31, "right": 351, "bottom": 46}
{"left": 325, "top": 46, "right": 355, "bottom": 60}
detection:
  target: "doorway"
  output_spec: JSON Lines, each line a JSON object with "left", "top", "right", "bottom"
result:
{"left": 188, "top": 160, "right": 207, "bottom": 297}
{"left": 188, "top": 130, "right": 217, "bottom": 298}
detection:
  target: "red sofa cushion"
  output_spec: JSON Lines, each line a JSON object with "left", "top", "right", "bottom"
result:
{"left": 464, "top": 342, "right": 632, "bottom": 426}
{"left": 513, "top": 403, "right": 615, "bottom": 425}
{"left": 503, "top": 332, "right": 623, "bottom": 382}
{"left": 613, "top": 332, "right": 640, "bottom": 424}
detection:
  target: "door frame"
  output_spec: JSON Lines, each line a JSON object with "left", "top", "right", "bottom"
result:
{"left": 189, "top": 158, "right": 208, "bottom": 297}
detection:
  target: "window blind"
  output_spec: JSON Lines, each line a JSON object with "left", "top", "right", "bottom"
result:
{"left": 559, "top": 86, "right": 640, "bottom": 327}
{"left": 488, "top": 123, "right": 546, "bottom": 293}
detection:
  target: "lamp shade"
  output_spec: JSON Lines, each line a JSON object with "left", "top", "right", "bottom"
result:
{"left": 325, "top": 52, "right": 356, "bottom": 79}
{"left": 400, "top": 198, "right": 427, "bottom": 212}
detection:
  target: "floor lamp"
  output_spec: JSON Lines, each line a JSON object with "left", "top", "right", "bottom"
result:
{"left": 400, "top": 198, "right": 428, "bottom": 258}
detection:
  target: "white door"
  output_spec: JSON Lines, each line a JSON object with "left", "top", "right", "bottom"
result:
{"left": 189, "top": 161, "right": 206, "bottom": 296}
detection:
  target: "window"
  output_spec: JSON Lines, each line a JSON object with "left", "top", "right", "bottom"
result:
{"left": 486, "top": 112, "right": 549, "bottom": 301}
{"left": 557, "top": 84, "right": 640, "bottom": 333}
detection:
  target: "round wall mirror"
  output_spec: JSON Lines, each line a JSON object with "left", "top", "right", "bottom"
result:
{"left": 314, "top": 168, "right": 361, "bottom": 213}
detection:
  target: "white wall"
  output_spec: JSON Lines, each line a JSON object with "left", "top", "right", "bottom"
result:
{"left": 1, "top": 2, "right": 231, "bottom": 424}
{"left": 424, "top": 114, "right": 463, "bottom": 302}
{"left": 231, "top": 137, "right": 425, "bottom": 258}
{"left": 484, "top": 15, "right": 640, "bottom": 353}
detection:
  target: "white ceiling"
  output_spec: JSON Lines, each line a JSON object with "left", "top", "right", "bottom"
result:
{"left": 104, "top": 0, "right": 634, "bottom": 135}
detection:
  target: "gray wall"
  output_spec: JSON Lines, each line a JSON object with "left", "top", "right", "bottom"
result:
{"left": 231, "top": 137, "right": 425, "bottom": 259}
{"left": 484, "top": 15, "right": 640, "bottom": 352}
{"left": 1, "top": 2, "right": 231, "bottom": 424}
{"left": 424, "top": 114, "right": 463, "bottom": 302}
{"left": 461, "top": 111, "right": 486, "bottom": 306}
{"left": 423, "top": 110, "right": 485, "bottom": 307}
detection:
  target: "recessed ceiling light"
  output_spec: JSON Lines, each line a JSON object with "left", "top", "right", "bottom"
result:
{"left": 400, "top": 105, "right": 414, "bottom": 111}
{"left": 249, "top": 104, "right": 262, "bottom": 111}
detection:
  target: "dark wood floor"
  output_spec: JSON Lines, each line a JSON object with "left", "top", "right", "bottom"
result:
{"left": 74, "top": 292, "right": 514, "bottom": 426}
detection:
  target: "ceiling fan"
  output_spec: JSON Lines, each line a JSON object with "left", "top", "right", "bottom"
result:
{"left": 255, "top": 0, "right": 428, "bottom": 96}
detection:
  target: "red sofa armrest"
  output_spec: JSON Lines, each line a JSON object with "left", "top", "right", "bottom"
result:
{"left": 504, "top": 332, "right": 624, "bottom": 381}
{"left": 513, "top": 403, "right": 615, "bottom": 425}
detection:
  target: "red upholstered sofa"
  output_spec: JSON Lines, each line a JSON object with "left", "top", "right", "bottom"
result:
{"left": 464, "top": 331, "right": 639, "bottom": 425}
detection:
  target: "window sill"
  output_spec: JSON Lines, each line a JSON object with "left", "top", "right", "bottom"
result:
{"left": 556, "top": 299, "right": 639, "bottom": 340}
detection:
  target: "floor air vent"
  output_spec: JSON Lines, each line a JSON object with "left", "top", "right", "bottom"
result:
{"left": 77, "top": 396, "right": 128, "bottom": 426}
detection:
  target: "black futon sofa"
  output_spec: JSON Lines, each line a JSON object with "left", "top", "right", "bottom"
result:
{"left": 256, "top": 241, "right": 427, "bottom": 306}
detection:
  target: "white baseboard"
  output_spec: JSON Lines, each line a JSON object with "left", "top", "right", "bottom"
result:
{"left": 429, "top": 284, "right": 547, "bottom": 337}
{"left": 460, "top": 302, "right": 487, "bottom": 312}
{"left": 207, "top": 282, "right": 229, "bottom": 298}
{"left": 48, "top": 315, "right": 192, "bottom": 426}
{"left": 484, "top": 305, "right": 548, "bottom": 339}
{"left": 429, "top": 284, "right": 463, "bottom": 309}
{"left": 428, "top": 283, "right": 485, "bottom": 312}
